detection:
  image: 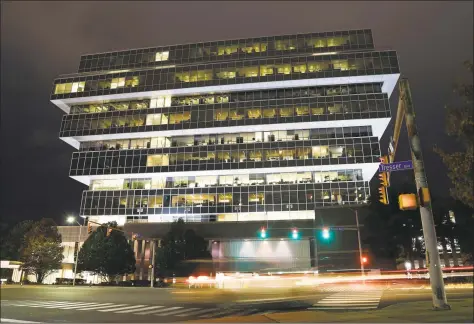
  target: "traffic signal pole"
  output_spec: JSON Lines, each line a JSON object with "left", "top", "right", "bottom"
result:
{"left": 398, "top": 79, "right": 449, "bottom": 310}
{"left": 355, "top": 209, "right": 365, "bottom": 284}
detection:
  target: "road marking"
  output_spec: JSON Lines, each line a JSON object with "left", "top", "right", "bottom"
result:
{"left": 116, "top": 305, "right": 163, "bottom": 314}
{"left": 176, "top": 307, "right": 220, "bottom": 317}
{"left": 99, "top": 304, "right": 145, "bottom": 312}
{"left": 134, "top": 306, "right": 168, "bottom": 315}
{"left": 12, "top": 301, "right": 73, "bottom": 308}
{"left": 236, "top": 294, "right": 318, "bottom": 303}
{"left": 310, "top": 290, "right": 383, "bottom": 310}
{"left": 41, "top": 302, "right": 92, "bottom": 309}
{"left": 151, "top": 306, "right": 183, "bottom": 315}
{"left": 155, "top": 307, "right": 198, "bottom": 316}
{"left": 0, "top": 319, "right": 41, "bottom": 324}
{"left": 53, "top": 302, "right": 101, "bottom": 309}
{"left": 76, "top": 303, "right": 118, "bottom": 310}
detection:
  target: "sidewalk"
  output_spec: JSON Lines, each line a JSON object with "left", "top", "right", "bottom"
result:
{"left": 187, "top": 298, "right": 474, "bottom": 323}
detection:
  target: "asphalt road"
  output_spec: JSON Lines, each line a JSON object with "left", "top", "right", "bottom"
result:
{"left": 1, "top": 285, "right": 472, "bottom": 323}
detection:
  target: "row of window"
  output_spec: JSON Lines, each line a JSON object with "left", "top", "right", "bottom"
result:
{"left": 89, "top": 169, "right": 363, "bottom": 190}
{"left": 61, "top": 98, "right": 388, "bottom": 133}
{"left": 79, "top": 126, "right": 373, "bottom": 152}
{"left": 70, "top": 143, "right": 380, "bottom": 176}
{"left": 79, "top": 185, "right": 370, "bottom": 215}
{"left": 52, "top": 51, "right": 398, "bottom": 97}
{"left": 78, "top": 30, "right": 374, "bottom": 72}
{"left": 68, "top": 84, "right": 383, "bottom": 115}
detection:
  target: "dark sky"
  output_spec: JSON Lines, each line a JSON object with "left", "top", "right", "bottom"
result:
{"left": 1, "top": 1, "right": 472, "bottom": 226}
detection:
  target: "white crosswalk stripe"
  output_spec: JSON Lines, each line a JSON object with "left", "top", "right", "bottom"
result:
{"left": 309, "top": 290, "right": 383, "bottom": 310}
{"left": 134, "top": 306, "right": 167, "bottom": 315}
{"left": 2, "top": 300, "right": 268, "bottom": 318}
{"left": 175, "top": 307, "right": 220, "bottom": 317}
{"left": 115, "top": 305, "right": 163, "bottom": 314}
{"left": 149, "top": 306, "right": 183, "bottom": 315}
{"left": 99, "top": 305, "right": 146, "bottom": 312}
{"left": 155, "top": 307, "right": 198, "bottom": 316}
{"left": 76, "top": 303, "right": 119, "bottom": 310}
{"left": 54, "top": 302, "right": 102, "bottom": 309}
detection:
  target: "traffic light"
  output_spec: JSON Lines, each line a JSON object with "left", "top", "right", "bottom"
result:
{"left": 361, "top": 256, "right": 368, "bottom": 264}
{"left": 380, "top": 155, "right": 388, "bottom": 164}
{"left": 378, "top": 186, "right": 389, "bottom": 205}
{"left": 87, "top": 222, "right": 93, "bottom": 234}
{"left": 259, "top": 227, "right": 267, "bottom": 239}
{"left": 418, "top": 187, "right": 431, "bottom": 207}
{"left": 106, "top": 227, "right": 113, "bottom": 237}
{"left": 399, "top": 193, "right": 417, "bottom": 211}
{"left": 379, "top": 172, "right": 389, "bottom": 187}
{"left": 291, "top": 228, "right": 299, "bottom": 240}
{"left": 132, "top": 233, "right": 138, "bottom": 240}
{"left": 322, "top": 228, "right": 330, "bottom": 240}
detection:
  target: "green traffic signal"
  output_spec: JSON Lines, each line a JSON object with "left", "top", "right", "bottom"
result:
{"left": 322, "top": 228, "right": 330, "bottom": 240}
{"left": 291, "top": 228, "right": 299, "bottom": 239}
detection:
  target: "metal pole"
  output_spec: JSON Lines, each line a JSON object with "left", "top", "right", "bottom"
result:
{"left": 355, "top": 209, "right": 365, "bottom": 283}
{"left": 150, "top": 240, "right": 156, "bottom": 288}
{"left": 72, "top": 220, "right": 83, "bottom": 287}
{"left": 400, "top": 78, "right": 450, "bottom": 310}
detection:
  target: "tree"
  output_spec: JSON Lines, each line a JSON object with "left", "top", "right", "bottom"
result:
{"left": 155, "top": 219, "right": 211, "bottom": 276}
{"left": 0, "top": 220, "right": 34, "bottom": 260}
{"left": 19, "top": 219, "right": 63, "bottom": 283}
{"left": 77, "top": 222, "right": 136, "bottom": 282}
{"left": 434, "top": 61, "right": 474, "bottom": 208}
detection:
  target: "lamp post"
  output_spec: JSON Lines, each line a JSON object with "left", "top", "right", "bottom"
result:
{"left": 348, "top": 208, "right": 364, "bottom": 283}
{"left": 67, "top": 216, "right": 84, "bottom": 286}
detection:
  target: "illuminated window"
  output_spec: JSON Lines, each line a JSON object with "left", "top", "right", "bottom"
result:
{"left": 276, "top": 64, "right": 291, "bottom": 75}
{"left": 332, "top": 60, "right": 349, "bottom": 71}
{"left": 155, "top": 51, "right": 170, "bottom": 61}
{"left": 295, "top": 106, "right": 310, "bottom": 116}
{"left": 293, "top": 64, "right": 307, "bottom": 73}
{"left": 125, "top": 76, "right": 139, "bottom": 87}
{"left": 111, "top": 77, "right": 125, "bottom": 89}
{"left": 216, "top": 69, "right": 237, "bottom": 79}
{"left": 260, "top": 65, "right": 274, "bottom": 76}
{"left": 327, "top": 36, "right": 348, "bottom": 47}
{"left": 308, "top": 61, "right": 330, "bottom": 72}
{"left": 237, "top": 67, "right": 259, "bottom": 78}
{"left": 149, "top": 196, "right": 163, "bottom": 208}
{"left": 147, "top": 154, "right": 169, "bottom": 167}
{"left": 71, "top": 82, "right": 85, "bottom": 93}
{"left": 249, "top": 193, "right": 265, "bottom": 204}
{"left": 55, "top": 83, "right": 66, "bottom": 94}
{"left": 312, "top": 146, "right": 329, "bottom": 158}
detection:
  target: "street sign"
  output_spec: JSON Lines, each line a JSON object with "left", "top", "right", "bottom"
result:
{"left": 379, "top": 160, "right": 413, "bottom": 172}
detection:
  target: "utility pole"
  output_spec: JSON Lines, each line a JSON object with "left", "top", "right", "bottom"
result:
{"left": 150, "top": 240, "right": 156, "bottom": 288}
{"left": 399, "top": 79, "right": 450, "bottom": 310}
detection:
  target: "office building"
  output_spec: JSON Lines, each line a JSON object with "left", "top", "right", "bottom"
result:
{"left": 51, "top": 29, "right": 400, "bottom": 273}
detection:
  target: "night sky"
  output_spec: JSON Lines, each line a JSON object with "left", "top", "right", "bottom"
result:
{"left": 1, "top": 2, "right": 472, "bottom": 226}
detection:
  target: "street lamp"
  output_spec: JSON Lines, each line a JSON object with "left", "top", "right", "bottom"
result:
{"left": 66, "top": 216, "right": 84, "bottom": 286}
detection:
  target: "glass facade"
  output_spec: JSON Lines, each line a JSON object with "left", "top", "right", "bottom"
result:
{"left": 51, "top": 51, "right": 398, "bottom": 99}
{"left": 51, "top": 29, "right": 399, "bottom": 225}
{"left": 77, "top": 30, "right": 374, "bottom": 73}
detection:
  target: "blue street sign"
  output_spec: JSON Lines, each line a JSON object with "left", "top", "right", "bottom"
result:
{"left": 379, "top": 160, "right": 413, "bottom": 172}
